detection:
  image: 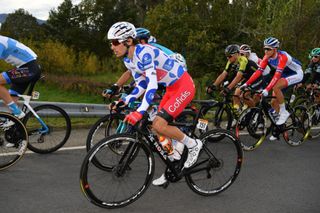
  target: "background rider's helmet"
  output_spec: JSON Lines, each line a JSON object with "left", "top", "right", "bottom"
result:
{"left": 309, "top": 47, "right": 320, "bottom": 59}
{"left": 240, "top": 44, "right": 251, "bottom": 54}
{"left": 263, "top": 37, "right": 280, "bottom": 48}
{"left": 107, "top": 21, "right": 136, "bottom": 42}
{"left": 225, "top": 44, "right": 240, "bottom": 56}
{"left": 136, "top": 27, "right": 150, "bottom": 40}
{"left": 148, "top": 36, "right": 157, "bottom": 43}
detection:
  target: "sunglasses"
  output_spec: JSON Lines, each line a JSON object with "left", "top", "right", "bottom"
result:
{"left": 226, "top": 54, "right": 234, "bottom": 59}
{"left": 264, "top": 47, "right": 273, "bottom": 51}
{"left": 313, "top": 56, "right": 319, "bottom": 59}
{"left": 110, "top": 40, "right": 121, "bottom": 46}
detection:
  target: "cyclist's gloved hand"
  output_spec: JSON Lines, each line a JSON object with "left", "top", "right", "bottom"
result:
{"left": 125, "top": 111, "right": 143, "bottom": 125}
{"left": 102, "top": 84, "right": 120, "bottom": 97}
{"left": 261, "top": 89, "right": 269, "bottom": 97}
{"left": 239, "top": 83, "right": 248, "bottom": 91}
{"left": 223, "top": 87, "right": 231, "bottom": 95}
{"left": 206, "top": 84, "right": 216, "bottom": 94}
{"left": 110, "top": 100, "right": 126, "bottom": 111}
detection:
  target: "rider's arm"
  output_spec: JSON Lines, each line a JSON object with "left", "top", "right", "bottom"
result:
{"left": 122, "top": 71, "right": 147, "bottom": 104}
{"left": 245, "top": 56, "right": 269, "bottom": 85}
{"left": 136, "top": 68, "right": 158, "bottom": 114}
{"left": 213, "top": 71, "right": 228, "bottom": 86}
{"left": 228, "top": 57, "right": 247, "bottom": 89}
{"left": 116, "top": 70, "right": 132, "bottom": 87}
{"left": 264, "top": 54, "right": 288, "bottom": 92}
{"left": 227, "top": 72, "right": 243, "bottom": 90}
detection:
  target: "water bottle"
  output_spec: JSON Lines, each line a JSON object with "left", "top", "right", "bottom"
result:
{"left": 289, "top": 94, "right": 296, "bottom": 103}
{"left": 159, "top": 136, "right": 174, "bottom": 161}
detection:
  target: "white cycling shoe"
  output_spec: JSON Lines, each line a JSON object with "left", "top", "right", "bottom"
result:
{"left": 276, "top": 110, "right": 290, "bottom": 125}
{"left": 184, "top": 139, "right": 203, "bottom": 168}
{"left": 269, "top": 135, "right": 279, "bottom": 141}
{"left": 152, "top": 174, "right": 167, "bottom": 186}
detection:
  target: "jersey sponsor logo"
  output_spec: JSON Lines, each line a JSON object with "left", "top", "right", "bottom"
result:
{"left": 163, "top": 58, "right": 175, "bottom": 71}
{"left": 142, "top": 53, "right": 152, "bottom": 66}
{"left": 168, "top": 91, "right": 191, "bottom": 113}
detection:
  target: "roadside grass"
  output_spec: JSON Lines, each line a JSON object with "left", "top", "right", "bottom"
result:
{"left": 33, "top": 81, "right": 108, "bottom": 129}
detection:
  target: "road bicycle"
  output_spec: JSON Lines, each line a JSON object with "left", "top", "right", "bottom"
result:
{"left": 0, "top": 112, "right": 28, "bottom": 171}
{"left": 86, "top": 86, "right": 240, "bottom": 151}
{"left": 292, "top": 85, "right": 320, "bottom": 138}
{"left": 80, "top": 112, "right": 243, "bottom": 208}
{"left": 19, "top": 77, "right": 71, "bottom": 154}
{"left": 235, "top": 89, "right": 310, "bottom": 151}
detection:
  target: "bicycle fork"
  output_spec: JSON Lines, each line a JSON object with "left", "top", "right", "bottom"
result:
{"left": 22, "top": 103, "right": 49, "bottom": 134}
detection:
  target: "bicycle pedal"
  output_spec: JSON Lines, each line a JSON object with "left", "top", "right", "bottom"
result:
{"left": 161, "top": 181, "right": 169, "bottom": 189}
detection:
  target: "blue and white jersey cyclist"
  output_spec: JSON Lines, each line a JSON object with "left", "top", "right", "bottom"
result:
{"left": 107, "top": 22, "right": 203, "bottom": 186}
{"left": 0, "top": 35, "right": 41, "bottom": 126}
{"left": 122, "top": 43, "right": 187, "bottom": 113}
{"left": 136, "top": 27, "right": 187, "bottom": 70}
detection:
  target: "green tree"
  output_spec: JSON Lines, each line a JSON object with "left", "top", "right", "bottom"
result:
{"left": 0, "top": 9, "right": 46, "bottom": 40}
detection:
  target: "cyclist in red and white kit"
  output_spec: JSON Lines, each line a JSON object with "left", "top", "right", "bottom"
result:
{"left": 241, "top": 37, "right": 303, "bottom": 127}
{"left": 107, "top": 22, "right": 202, "bottom": 185}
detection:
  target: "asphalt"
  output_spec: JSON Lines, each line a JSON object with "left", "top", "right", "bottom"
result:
{"left": 1, "top": 129, "right": 320, "bottom": 213}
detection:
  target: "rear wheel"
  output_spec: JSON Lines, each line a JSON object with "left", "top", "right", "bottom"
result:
{"left": 23, "top": 104, "right": 71, "bottom": 154}
{"left": 185, "top": 129, "right": 243, "bottom": 196}
{"left": 0, "top": 112, "right": 28, "bottom": 171}
{"left": 201, "top": 104, "right": 233, "bottom": 132}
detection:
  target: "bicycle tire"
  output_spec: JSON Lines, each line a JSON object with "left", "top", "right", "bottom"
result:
{"left": 185, "top": 129, "right": 243, "bottom": 196}
{"left": 283, "top": 105, "right": 310, "bottom": 146}
{"left": 85, "top": 113, "right": 125, "bottom": 152}
{"left": 174, "top": 110, "right": 197, "bottom": 135}
{"left": 235, "top": 107, "right": 268, "bottom": 151}
{"left": 23, "top": 104, "right": 71, "bottom": 154}
{"left": 80, "top": 133, "right": 154, "bottom": 209}
{"left": 0, "top": 112, "right": 28, "bottom": 171}
{"left": 307, "top": 104, "right": 320, "bottom": 139}
{"left": 201, "top": 103, "right": 233, "bottom": 131}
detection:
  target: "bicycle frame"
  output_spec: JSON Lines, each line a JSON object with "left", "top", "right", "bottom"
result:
{"left": 127, "top": 118, "right": 220, "bottom": 182}
{"left": 19, "top": 94, "right": 49, "bottom": 134}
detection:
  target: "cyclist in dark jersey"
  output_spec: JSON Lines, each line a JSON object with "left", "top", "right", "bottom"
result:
{"left": 300, "top": 48, "right": 320, "bottom": 87}
{"left": 207, "top": 44, "right": 258, "bottom": 114}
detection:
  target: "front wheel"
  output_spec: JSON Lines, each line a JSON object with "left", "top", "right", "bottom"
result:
{"left": 307, "top": 104, "right": 320, "bottom": 139}
{"left": 235, "top": 107, "right": 268, "bottom": 151}
{"left": 185, "top": 129, "right": 243, "bottom": 196}
{"left": 283, "top": 105, "right": 310, "bottom": 146}
{"left": 23, "top": 104, "right": 71, "bottom": 154}
{"left": 80, "top": 134, "right": 154, "bottom": 209}
{"left": 85, "top": 113, "right": 125, "bottom": 152}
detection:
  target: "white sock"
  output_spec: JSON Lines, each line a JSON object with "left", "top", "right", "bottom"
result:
{"left": 279, "top": 103, "right": 286, "bottom": 113}
{"left": 181, "top": 135, "right": 196, "bottom": 148}
{"left": 174, "top": 142, "right": 185, "bottom": 155}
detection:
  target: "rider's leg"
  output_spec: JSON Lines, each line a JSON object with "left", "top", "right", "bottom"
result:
{"left": 273, "top": 78, "right": 290, "bottom": 125}
{"left": 233, "top": 88, "right": 241, "bottom": 110}
{"left": 0, "top": 74, "right": 23, "bottom": 117}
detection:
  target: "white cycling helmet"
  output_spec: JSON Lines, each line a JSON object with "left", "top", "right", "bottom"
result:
{"left": 107, "top": 22, "right": 136, "bottom": 43}
{"left": 240, "top": 44, "right": 251, "bottom": 54}
{"left": 148, "top": 35, "right": 157, "bottom": 43}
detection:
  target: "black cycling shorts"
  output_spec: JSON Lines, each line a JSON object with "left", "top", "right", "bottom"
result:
{"left": 2, "top": 60, "right": 41, "bottom": 94}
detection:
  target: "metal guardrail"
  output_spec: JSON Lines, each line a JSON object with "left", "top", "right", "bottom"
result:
{"left": 0, "top": 101, "right": 109, "bottom": 117}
